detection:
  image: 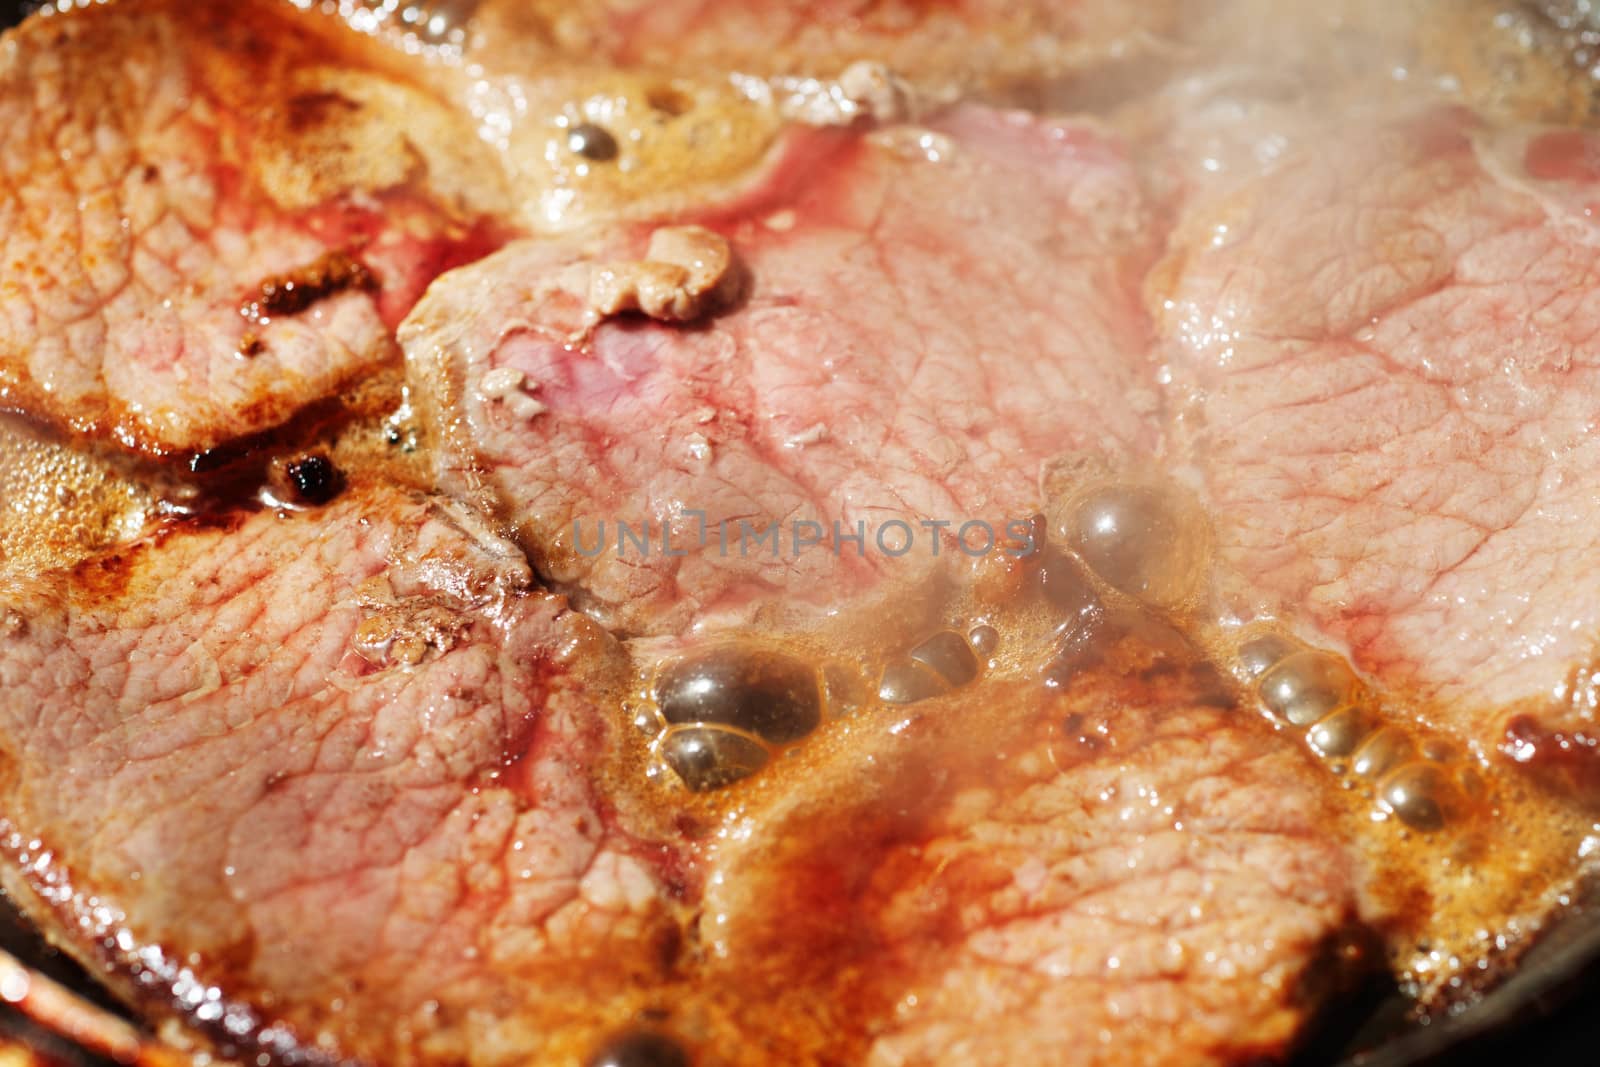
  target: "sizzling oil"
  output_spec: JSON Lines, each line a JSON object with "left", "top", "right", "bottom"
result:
{"left": 0, "top": 418, "right": 166, "bottom": 582}
{"left": 590, "top": 468, "right": 1600, "bottom": 1044}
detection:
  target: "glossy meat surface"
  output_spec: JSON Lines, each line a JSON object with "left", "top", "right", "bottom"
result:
{"left": 1156, "top": 108, "right": 1600, "bottom": 787}
{"left": 403, "top": 106, "right": 1160, "bottom": 633}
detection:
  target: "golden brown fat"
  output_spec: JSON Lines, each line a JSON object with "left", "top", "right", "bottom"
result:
{"left": 0, "top": 418, "right": 159, "bottom": 583}
{"left": 441, "top": 64, "right": 789, "bottom": 232}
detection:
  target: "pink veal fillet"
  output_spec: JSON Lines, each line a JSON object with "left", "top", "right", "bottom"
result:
{"left": 0, "top": 488, "right": 680, "bottom": 1065}
{"left": 401, "top": 106, "right": 1163, "bottom": 635}
{"left": 1157, "top": 106, "right": 1600, "bottom": 786}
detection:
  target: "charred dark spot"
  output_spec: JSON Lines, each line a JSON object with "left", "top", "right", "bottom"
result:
{"left": 245, "top": 251, "right": 376, "bottom": 321}
{"left": 284, "top": 90, "right": 362, "bottom": 134}
{"left": 586, "top": 1030, "right": 691, "bottom": 1067}
{"left": 270, "top": 452, "right": 343, "bottom": 507}
{"left": 141, "top": 163, "right": 159, "bottom": 183}
{"left": 651, "top": 922, "right": 685, "bottom": 972}
{"left": 237, "top": 332, "right": 264, "bottom": 358}
{"left": 568, "top": 122, "right": 620, "bottom": 162}
{"left": 646, "top": 86, "right": 693, "bottom": 117}
{"left": 671, "top": 813, "right": 709, "bottom": 843}
{"left": 70, "top": 549, "right": 138, "bottom": 602}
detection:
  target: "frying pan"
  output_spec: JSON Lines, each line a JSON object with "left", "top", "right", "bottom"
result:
{"left": 0, "top": 0, "right": 1596, "bottom": 1064}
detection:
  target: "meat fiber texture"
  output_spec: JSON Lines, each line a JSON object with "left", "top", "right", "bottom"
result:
{"left": 0, "top": 493, "right": 1359, "bottom": 1064}
{"left": 401, "top": 105, "right": 1160, "bottom": 634}
{"left": 0, "top": 1, "right": 1594, "bottom": 1066}
{"left": 0, "top": 0, "right": 506, "bottom": 456}
{"left": 1154, "top": 107, "right": 1600, "bottom": 786}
